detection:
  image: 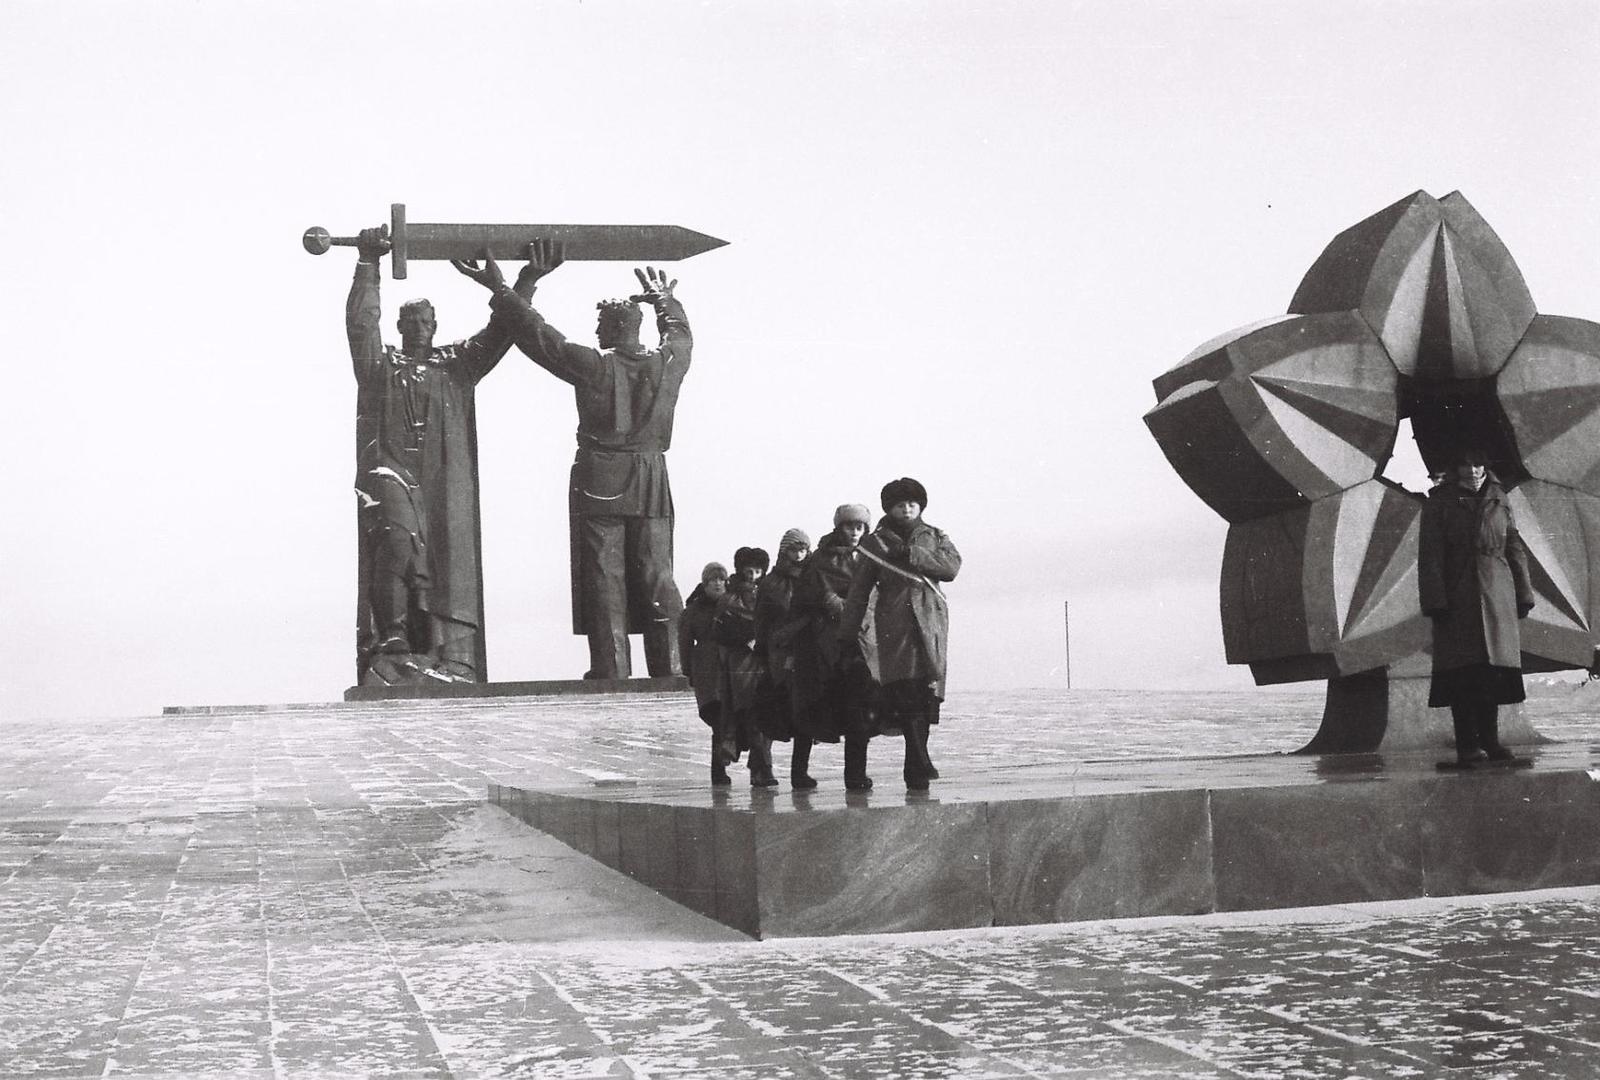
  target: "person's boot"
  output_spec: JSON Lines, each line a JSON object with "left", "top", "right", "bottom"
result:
{"left": 1451, "top": 704, "right": 1488, "bottom": 766}
{"left": 584, "top": 630, "right": 631, "bottom": 680}
{"left": 711, "top": 730, "right": 731, "bottom": 786}
{"left": 642, "top": 618, "right": 682, "bottom": 678}
{"left": 791, "top": 737, "right": 817, "bottom": 790}
{"left": 844, "top": 733, "right": 873, "bottom": 791}
{"left": 903, "top": 711, "right": 933, "bottom": 791}
{"left": 749, "top": 735, "right": 779, "bottom": 788}
{"left": 924, "top": 699, "right": 940, "bottom": 779}
{"left": 1478, "top": 705, "right": 1518, "bottom": 762}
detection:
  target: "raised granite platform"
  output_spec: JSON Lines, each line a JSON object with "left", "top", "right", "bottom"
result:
{"left": 490, "top": 742, "right": 1600, "bottom": 939}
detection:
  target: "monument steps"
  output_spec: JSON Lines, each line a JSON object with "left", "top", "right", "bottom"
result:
{"left": 491, "top": 744, "right": 1600, "bottom": 939}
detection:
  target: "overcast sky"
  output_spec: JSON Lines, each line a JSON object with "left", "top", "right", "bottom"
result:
{"left": 3, "top": 0, "right": 1598, "bottom": 718}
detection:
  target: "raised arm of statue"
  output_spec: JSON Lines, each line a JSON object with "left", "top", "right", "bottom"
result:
{"left": 346, "top": 226, "right": 391, "bottom": 382}
{"left": 631, "top": 266, "right": 693, "bottom": 364}
{"left": 454, "top": 242, "right": 600, "bottom": 386}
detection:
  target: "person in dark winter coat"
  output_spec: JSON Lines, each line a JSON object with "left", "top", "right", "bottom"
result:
{"left": 756, "top": 529, "right": 815, "bottom": 787}
{"left": 794, "top": 503, "right": 879, "bottom": 789}
{"left": 1419, "top": 447, "right": 1535, "bottom": 765}
{"left": 715, "top": 547, "right": 776, "bottom": 786}
{"left": 680, "top": 562, "right": 734, "bottom": 784}
{"left": 840, "top": 478, "right": 961, "bottom": 790}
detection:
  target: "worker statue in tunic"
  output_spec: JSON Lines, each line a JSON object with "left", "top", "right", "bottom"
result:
{"left": 346, "top": 226, "right": 529, "bottom": 685}
{"left": 454, "top": 241, "right": 689, "bottom": 679}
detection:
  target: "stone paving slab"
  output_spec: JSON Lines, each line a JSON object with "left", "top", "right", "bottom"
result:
{"left": 1, "top": 689, "right": 1599, "bottom": 1076}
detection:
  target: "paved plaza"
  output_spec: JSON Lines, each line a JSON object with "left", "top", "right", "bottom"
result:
{"left": 4, "top": 688, "right": 1600, "bottom": 1077}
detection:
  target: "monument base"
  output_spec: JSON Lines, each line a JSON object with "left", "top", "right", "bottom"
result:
{"left": 491, "top": 742, "right": 1600, "bottom": 939}
{"left": 1299, "top": 652, "right": 1544, "bottom": 754}
{"left": 344, "top": 675, "right": 688, "bottom": 702}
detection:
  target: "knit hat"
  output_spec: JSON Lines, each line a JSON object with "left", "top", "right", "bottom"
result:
{"left": 833, "top": 503, "right": 872, "bottom": 527}
{"left": 733, "top": 546, "right": 770, "bottom": 573}
{"left": 779, "top": 528, "right": 811, "bottom": 560}
{"left": 700, "top": 561, "right": 728, "bottom": 584}
{"left": 880, "top": 477, "right": 928, "bottom": 512}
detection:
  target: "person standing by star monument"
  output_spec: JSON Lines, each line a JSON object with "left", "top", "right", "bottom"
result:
{"left": 453, "top": 242, "right": 690, "bottom": 679}
{"left": 1419, "top": 446, "right": 1535, "bottom": 767}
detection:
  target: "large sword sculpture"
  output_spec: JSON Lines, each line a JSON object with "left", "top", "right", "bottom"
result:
{"left": 303, "top": 203, "right": 728, "bottom": 276}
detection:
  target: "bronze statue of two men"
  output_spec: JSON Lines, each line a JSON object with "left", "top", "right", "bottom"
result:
{"left": 345, "top": 231, "right": 689, "bottom": 685}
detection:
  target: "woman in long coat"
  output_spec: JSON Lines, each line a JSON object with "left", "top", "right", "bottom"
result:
{"left": 1418, "top": 448, "right": 1535, "bottom": 765}
{"left": 840, "top": 478, "right": 961, "bottom": 790}
{"left": 794, "top": 503, "right": 879, "bottom": 789}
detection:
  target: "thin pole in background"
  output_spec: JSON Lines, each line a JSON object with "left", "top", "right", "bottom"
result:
{"left": 1063, "top": 600, "right": 1072, "bottom": 689}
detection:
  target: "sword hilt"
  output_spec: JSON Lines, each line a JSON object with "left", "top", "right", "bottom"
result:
{"left": 300, "top": 205, "right": 412, "bottom": 278}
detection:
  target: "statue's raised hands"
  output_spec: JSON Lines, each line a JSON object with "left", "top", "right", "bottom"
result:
{"left": 515, "top": 238, "right": 566, "bottom": 293}
{"left": 450, "top": 249, "right": 505, "bottom": 290}
{"left": 356, "top": 225, "right": 391, "bottom": 264}
{"left": 630, "top": 266, "right": 677, "bottom": 306}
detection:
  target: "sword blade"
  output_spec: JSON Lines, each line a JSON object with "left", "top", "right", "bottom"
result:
{"left": 404, "top": 223, "right": 728, "bottom": 263}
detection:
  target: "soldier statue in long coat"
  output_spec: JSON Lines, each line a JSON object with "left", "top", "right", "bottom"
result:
{"left": 346, "top": 226, "right": 525, "bottom": 685}
{"left": 454, "top": 242, "right": 688, "bottom": 679}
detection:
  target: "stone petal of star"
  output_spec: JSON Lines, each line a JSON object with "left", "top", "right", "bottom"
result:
{"left": 1497, "top": 315, "right": 1600, "bottom": 496}
{"left": 1221, "top": 480, "right": 1429, "bottom": 679}
{"left": 1145, "top": 311, "right": 1397, "bottom": 523}
{"left": 1289, "top": 190, "right": 1535, "bottom": 380}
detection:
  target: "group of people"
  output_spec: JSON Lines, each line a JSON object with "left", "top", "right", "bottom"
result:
{"left": 679, "top": 477, "right": 962, "bottom": 792}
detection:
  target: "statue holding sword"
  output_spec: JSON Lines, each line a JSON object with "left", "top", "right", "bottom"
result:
{"left": 453, "top": 242, "right": 691, "bottom": 680}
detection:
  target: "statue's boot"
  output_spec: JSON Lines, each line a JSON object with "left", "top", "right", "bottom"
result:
{"left": 791, "top": 737, "right": 817, "bottom": 790}
{"left": 433, "top": 618, "right": 478, "bottom": 682}
{"left": 642, "top": 618, "right": 682, "bottom": 677}
{"left": 585, "top": 630, "right": 631, "bottom": 681}
{"left": 372, "top": 574, "right": 414, "bottom": 654}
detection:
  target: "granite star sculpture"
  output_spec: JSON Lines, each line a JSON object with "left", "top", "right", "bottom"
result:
{"left": 1146, "top": 191, "right": 1600, "bottom": 732}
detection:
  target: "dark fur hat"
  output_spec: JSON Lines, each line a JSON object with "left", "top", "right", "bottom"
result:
{"left": 880, "top": 476, "right": 928, "bottom": 512}
{"left": 733, "top": 546, "right": 771, "bottom": 573}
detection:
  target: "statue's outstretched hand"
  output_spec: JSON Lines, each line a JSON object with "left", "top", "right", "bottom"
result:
{"left": 514, "top": 239, "right": 566, "bottom": 294}
{"left": 630, "top": 265, "right": 677, "bottom": 305}
{"left": 356, "top": 225, "right": 391, "bottom": 263}
{"left": 451, "top": 249, "right": 505, "bottom": 290}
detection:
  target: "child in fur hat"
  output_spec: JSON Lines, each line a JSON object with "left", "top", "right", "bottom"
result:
{"left": 714, "top": 546, "right": 776, "bottom": 786}
{"left": 839, "top": 478, "right": 961, "bottom": 791}
{"left": 680, "top": 561, "right": 735, "bottom": 784}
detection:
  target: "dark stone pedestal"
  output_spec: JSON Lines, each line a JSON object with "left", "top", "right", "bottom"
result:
{"left": 1299, "top": 651, "right": 1542, "bottom": 754}
{"left": 344, "top": 676, "right": 689, "bottom": 703}
{"left": 490, "top": 741, "right": 1600, "bottom": 938}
